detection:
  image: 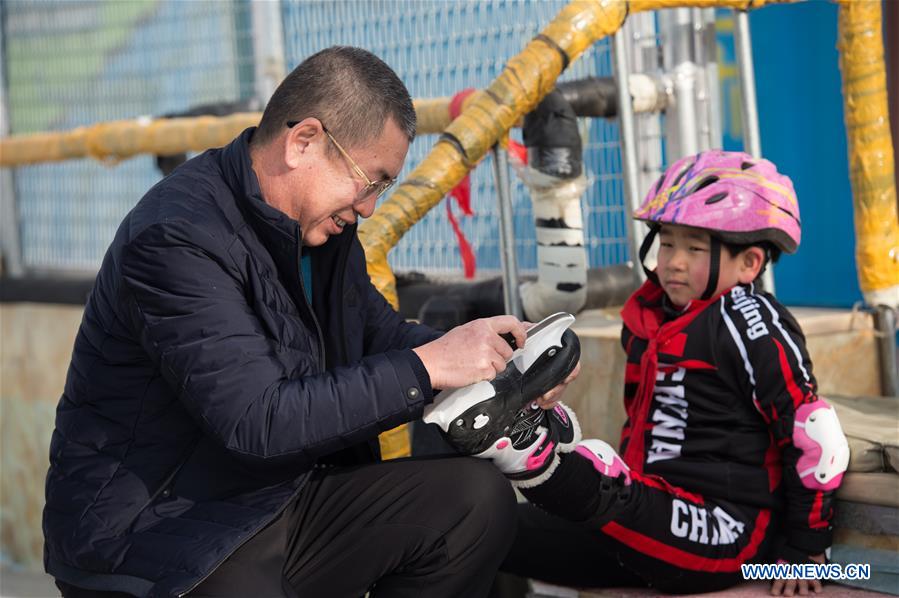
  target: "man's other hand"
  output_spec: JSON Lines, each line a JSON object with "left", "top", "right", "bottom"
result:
{"left": 519, "top": 320, "right": 581, "bottom": 410}
{"left": 536, "top": 361, "right": 581, "bottom": 410}
{"left": 413, "top": 316, "right": 526, "bottom": 390}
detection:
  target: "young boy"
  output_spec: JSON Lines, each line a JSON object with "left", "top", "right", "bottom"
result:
{"left": 441, "top": 151, "right": 851, "bottom": 595}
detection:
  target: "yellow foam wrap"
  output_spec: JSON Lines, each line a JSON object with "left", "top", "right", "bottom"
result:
{"left": 414, "top": 93, "right": 484, "bottom": 135}
{"left": 365, "top": 0, "right": 789, "bottom": 459}
{"left": 365, "top": 0, "right": 633, "bottom": 459}
{"left": 359, "top": 0, "right": 629, "bottom": 308}
{"left": 837, "top": 0, "right": 899, "bottom": 299}
{"left": 0, "top": 0, "right": 814, "bottom": 460}
{"left": 0, "top": 113, "right": 261, "bottom": 167}
{"left": 629, "top": 0, "right": 786, "bottom": 10}
{"left": 359, "top": 0, "right": 792, "bottom": 306}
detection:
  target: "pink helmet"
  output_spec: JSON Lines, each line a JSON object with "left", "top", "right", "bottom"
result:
{"left": 635, "top": 150, "right": 801, "bottom": 254}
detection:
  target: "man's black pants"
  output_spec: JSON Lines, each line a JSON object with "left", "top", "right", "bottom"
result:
{"left": 57, "top": 456, "right": 516, "bottom": 598}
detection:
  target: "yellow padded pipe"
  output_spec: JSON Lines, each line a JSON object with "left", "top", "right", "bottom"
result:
{"left": 358, "top": 0, "right": 791, "bottom": 307}
{"left": 837, "top": 0, "right": 899, "bottom": 304}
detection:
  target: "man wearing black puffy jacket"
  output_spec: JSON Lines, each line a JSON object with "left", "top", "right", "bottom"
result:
{"left": 43, "top": 47, "right": 576, "bottom": 598}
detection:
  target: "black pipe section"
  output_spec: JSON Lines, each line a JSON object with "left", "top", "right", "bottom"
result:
{"left": 153, "top": 77, "right": 620, "bottom": 177}
{"left": 396, "top": 264, "right": 638, "bottom": 330}
{"left": 557, "top": 76, "right": 619, "bottom": 119}
{"left": 155, "top": 99, "right": 259, "bottom": 175}
{"left": 396, "top": 274, "right": 506, "bottom": 327}
{"left": 398, "top": 82, "right": 633, "bottom": 331}
{"left": 584, "top": 264, "right": 640, "bottom": 309}
{"left": 524, "top": 88, "right": 583, "bottom": 179}
{"left": 0, "top": 275, "right": 94, "bottom": 304}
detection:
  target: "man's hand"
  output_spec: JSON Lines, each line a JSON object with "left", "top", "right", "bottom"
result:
{"left": 771, "top": 553, "right": 825, "bottom": 596}
{"left": 516, "top": 321, "right": 581, "bottom": 410}
{"left": 536, "top": 361, "right": 581, "bottom": 409}
{"left": 413, "top": 316, "right": 527, "bottom": 390}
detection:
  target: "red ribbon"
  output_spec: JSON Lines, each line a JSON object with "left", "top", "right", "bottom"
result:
{"left": 444, "top": 90, "right": 530, "bottom": 279}
{"left": 446, "top": 89, "right": 477, "bottom": 278}
{"left": 507, "top": 138, "right": 528, "bottom": 167}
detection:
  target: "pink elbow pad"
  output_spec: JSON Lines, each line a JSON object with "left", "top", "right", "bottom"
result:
{"left": 793, "top": 400, "right": 850, "bottom": 491}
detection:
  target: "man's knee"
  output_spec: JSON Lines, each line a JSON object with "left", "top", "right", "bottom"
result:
{"left": 432, "top": 458, "right": 517, "bottom": 549}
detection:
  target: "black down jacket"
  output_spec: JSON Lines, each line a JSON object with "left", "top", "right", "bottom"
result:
{"left": 43, "top": 128, "right": 439, "bottom": 597}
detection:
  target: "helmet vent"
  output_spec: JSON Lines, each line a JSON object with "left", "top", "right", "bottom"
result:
{"left": 741, "top": 161, "right": 754, "bottom": 170}
{"left": 671, "top": 164, "right": 693, "bottom": 188}
{"left": 693, "top": 176, "right": 719, "bottom": 192}
{"left": 704, "top": 192, "right": 728, "bottom": 205}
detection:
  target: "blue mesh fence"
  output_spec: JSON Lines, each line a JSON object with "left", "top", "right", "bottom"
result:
{"left": 3, "top": 0, "right": 629, "bottom": 274}
{"left": 282, "top": 0, "right": 628, "bottom": 275}
{"left": 3, "top": 0, "right": 253, "bottom": 270}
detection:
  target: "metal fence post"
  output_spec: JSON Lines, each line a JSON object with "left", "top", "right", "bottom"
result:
{"left": 0, "top": 23, "right": 24, "bottom": 278}
{"left": 629, "top": 11, "right": 666, "bottom": 277}
{"left": 251, "top": 0, "right": 286, "bottom": 104}
{"left": 873, "top": 306, "right": 899, "bottom": 396}
{"left": 492, "top": 146, "right": 523, "bottom": 319}
{"left": 700, "top": 8, "right": 723, "bottom": 149}
{"left": 661, "top": 8, "right": 700, "bottom": 158}
{"left": 614, "top": 24, "right": 646, "bottom": 280}
{"left": 734, "top": 9, "right": 776, "bottom": 294}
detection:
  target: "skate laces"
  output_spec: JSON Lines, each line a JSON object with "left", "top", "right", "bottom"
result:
{"left": 509, "top": 402, "right": 548, "bottom": 449}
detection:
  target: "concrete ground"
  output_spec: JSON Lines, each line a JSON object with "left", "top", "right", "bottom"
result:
{"left": 578, "top": 582, "right": 890, "bottom": 597}
{"left": 1, "top": 566, "right": 891, "bottom": 598}
{"left": 0, "top": 566, "right": 57, "bottom": 598}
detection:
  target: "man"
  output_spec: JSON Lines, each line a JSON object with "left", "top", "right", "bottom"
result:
{"left": 44, "top": 46, "right": 577, "bottom": 598}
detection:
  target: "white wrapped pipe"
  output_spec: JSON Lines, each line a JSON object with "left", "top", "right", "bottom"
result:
{"left": 516, "top": 167, "right": 589, "bottom": 321}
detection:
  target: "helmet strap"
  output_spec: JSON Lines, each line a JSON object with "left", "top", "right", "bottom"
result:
{"left": 638, "top": 226, "right": 660, "bottom": 285}
{"left": 701, "top": 237, "right": 721, "bottom": 300}
{"left": 757, "top": 246, "right": 771, "bottom": 277}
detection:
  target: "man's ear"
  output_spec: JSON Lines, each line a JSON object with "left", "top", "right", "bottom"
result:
{"left": 283, "top": 118, "right": 324, "bottom": 169}
{"left": 738, "top": 246, "right": 766, "bottom": 284}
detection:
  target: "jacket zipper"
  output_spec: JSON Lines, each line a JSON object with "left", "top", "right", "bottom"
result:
{"left": 296, "top": 226, "right": 326, "bottom": 372}
{"left": 335, "top": 235, "right": 351, "bottom": 366}
{"left": 175, "top": 479, "right": 309, "bottom": 597}
{"left": 180, "top": 229, "right": 348, "bottom": 596}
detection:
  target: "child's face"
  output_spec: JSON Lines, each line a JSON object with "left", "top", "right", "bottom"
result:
{"left": 657, "top": 225, "right": 749, "bottom": 306}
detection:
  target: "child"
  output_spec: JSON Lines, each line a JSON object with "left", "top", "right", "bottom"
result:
{"left": 444, "top": 151, "right": 851, "bottom": 595}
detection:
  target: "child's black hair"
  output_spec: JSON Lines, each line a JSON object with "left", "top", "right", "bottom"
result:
{"left": 721, "top": 240, "right": 782, "bottom": 279}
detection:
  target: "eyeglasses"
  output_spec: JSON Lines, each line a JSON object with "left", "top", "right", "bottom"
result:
{"left": 286, "top": 121, "right": 396, "bottom": 200}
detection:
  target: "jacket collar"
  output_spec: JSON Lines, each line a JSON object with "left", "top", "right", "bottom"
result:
{"left": 220, "top": 127, "right": 297, "bottom": 245}
{"left": 219, "top": 127, "right": 356, "bottom": 255}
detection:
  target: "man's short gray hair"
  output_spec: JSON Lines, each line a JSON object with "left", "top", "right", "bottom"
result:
{"left": 254, "top": 46, "right": 416, "bottom": 150}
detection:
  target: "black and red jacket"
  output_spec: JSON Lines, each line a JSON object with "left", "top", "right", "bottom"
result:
{"left": 619, "top": 279, "right": 836, "bottom": 556}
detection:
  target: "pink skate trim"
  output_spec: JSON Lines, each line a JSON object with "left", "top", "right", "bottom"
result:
{"left": 553, "top": 404, "right": 569, "bottom": 425}
{"left": 526, "top": 441, "right": 556, "bottom": 471}
{"left": 496, "top": 440, "right": 509, "bottom": 450}
{"left": 513, "top": 452, "right": 560, "bottom": 489}
{"left": 575, "top": 444, "right": 631, "bottom": 485}
{"left": 555, "top": 402, "right": 582, "bottom": 453}
{"left": 793, "top": 400, "right": 848, "bottom": 491}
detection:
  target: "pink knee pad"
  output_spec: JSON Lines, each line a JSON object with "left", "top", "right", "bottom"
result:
{"left": 574, "top": 439, "right": 631, "bottom": 485}
{"left": 793, "top": 399, "right": 850, "bottom": 491}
